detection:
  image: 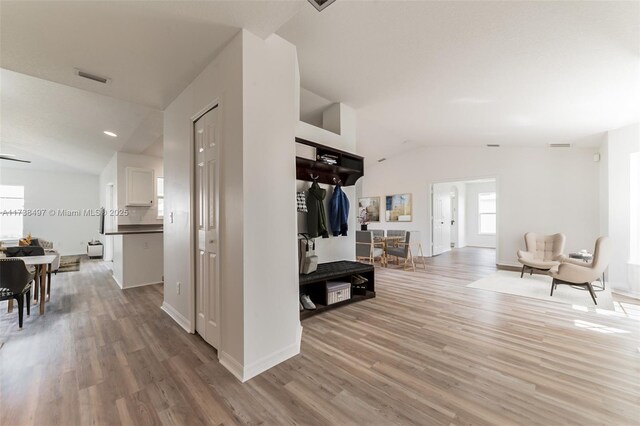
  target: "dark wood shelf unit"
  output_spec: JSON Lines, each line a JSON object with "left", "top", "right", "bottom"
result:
{"left": 299, "top": 261, "right": 375, "bottom": 320}
{"left": 295, "top": 137, "right": 364, "bottom": 186}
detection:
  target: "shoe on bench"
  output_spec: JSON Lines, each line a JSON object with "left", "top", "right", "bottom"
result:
{"left": 300, "top": 294, "right": 316, "bottom": 310}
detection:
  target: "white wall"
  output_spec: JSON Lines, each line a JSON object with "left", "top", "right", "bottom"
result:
{"left": 465, "top": 181, "right": 497, "bottom": 248}
{"left": 163, "top": 30, "right": 300, "bottom": 381}
{"left": 363, "top": 145, "right": 601, "bottom": 266}
{"left": 0, "top": 168, "right": 99, "bottom": 255}
{"left": 164, "top": 30, "right": 245, "bottom": 366}
{"left": 605, "top": 123, "right": 640, "bottom": 296}
{"left": 112, "top": 233, "right": 163, "bottom": 289}
{"left": 242, "top": 32, "right": 301, "bottom": 379}
{"left": 299, "top": 88, "right": 333, "bottom": 128}
{"left": 295, "top": 105, "right": 358, "bottom": 264}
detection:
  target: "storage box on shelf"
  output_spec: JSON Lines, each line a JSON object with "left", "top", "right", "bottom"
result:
{"left": 299, "top": 260, "right": 375, "bottom": 320}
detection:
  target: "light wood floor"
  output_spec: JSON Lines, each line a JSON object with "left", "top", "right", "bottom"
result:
{"left": 1, "top": 248, "right": 639, "bottom": 425}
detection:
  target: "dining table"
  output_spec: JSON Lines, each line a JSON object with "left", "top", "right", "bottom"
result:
{"left": 374, "top": 236, "right": 404, "bottom": 267}
{"left": 8, "top": 254, "right": 57, "bottom": 315}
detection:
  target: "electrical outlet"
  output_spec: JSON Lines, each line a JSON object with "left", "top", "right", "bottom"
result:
{"left": 176, "top": 282, "right": 181, "bottom": 294}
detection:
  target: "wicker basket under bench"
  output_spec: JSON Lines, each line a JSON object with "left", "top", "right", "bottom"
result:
{"left": 299, "top": 260, "right": 376, "bottom": 320}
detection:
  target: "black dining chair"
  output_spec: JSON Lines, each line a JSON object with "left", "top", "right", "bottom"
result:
{"left": 5, "top": 246, "right": 45, "bottom": 300}
{"left": 0, "top": 258, "right": 34, "bottom": 328}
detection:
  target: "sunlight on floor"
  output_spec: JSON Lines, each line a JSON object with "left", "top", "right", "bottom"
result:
{"left": 573, "top": 319, "right": 630, "bottom": 334}
{"left": 572, "top": 300, "right": 640, "bottom": 322}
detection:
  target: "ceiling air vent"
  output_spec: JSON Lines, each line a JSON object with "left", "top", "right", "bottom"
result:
{"left": 307, "top": 0, "right": 337, "bottom": 12}
{"left": 75, "top": 69, "right": 110, "bottom": 84}
{"left": 486, "top": 144, "right": 500, "bottom": 148}
{"left": 549, "top": 143, "right": 572, "bottom": 148}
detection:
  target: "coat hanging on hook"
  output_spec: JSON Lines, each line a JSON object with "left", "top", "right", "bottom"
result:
{"left": 329, "top": 184, "right": 349, "bottom": 237}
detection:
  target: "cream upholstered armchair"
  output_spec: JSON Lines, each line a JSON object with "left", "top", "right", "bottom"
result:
{"left": 550, "top": 237, "right": 610, "bottom": 305}
{"left": 517, "top": 232, "right": 566, "bottom": 277}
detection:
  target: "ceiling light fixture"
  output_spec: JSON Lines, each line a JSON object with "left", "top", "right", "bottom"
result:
{"left": 103, "top": 131, "right": 118, "bottom": 137}
{"left": 308, "top": 0, "right": 337, "bottom": 12}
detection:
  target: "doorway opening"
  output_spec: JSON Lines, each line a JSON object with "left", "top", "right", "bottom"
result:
{"left": 193, "top": 105, "right": 221, "bottom": 350}
{"left": 104, "top": 183, "right": 115, "bottom": 262}
{"left": 431, "top": 177, "right": 498, "bottom": 257}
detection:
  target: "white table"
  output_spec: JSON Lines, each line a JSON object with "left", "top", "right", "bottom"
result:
{"left": 15, "top": 255, "right": 57, "bottom": 315}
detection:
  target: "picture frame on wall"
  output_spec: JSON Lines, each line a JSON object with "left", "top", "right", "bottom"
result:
{"left": 385, "top": 194, "right": 412, "bottom": 222}
{"left": 358, "top": 197, "right": 381, "bottom": 222}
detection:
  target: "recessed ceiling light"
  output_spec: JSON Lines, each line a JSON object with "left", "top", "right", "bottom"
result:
{"left": 103, "top": 131, "right": 118, "bottom": 137}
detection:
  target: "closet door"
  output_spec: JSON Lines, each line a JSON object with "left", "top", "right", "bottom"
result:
{"left": 194, "top": 106, "right": 220, "bottom": 349}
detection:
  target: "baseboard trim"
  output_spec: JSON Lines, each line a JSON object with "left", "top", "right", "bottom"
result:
{"left": 611, "top": 289, "right": 640, "bottom": 300}
{"left": 219, "top": 336, "right": 302, "bottom": 383}
{"left": 243, "top": 341, "right": 301, "bottom": 382}
{"left": 111, "top": 275, "right": 124, "bottom": 289}
{"left": 219, "top": 351, "right": 245, "bottom": 382}
{"left": 497, "top": 263, "right": 521, "bottom": 272}
{"left": 161, "top": 302, "right": 191, "bottom": 333}
{"left": 122, "top": 280, "right": 163, "bottom": 290}
{"left": 497, "top": 263, "right": 554, "bottom": 276}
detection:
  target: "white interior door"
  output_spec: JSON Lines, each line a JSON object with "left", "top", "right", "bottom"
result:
{"left": 194, "top": 106, "right": 220, "bottom": 349}
{"left": 432, "top": 187, "right": 452, "bottom": 256}
{"left": 104, "top": 184, "right": 115, "bottom": 261}
{"left": 450, "top": 193, "right": 458, "bottom": 248}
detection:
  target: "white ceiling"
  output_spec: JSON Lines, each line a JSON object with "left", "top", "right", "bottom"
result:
{"left": 0, "top": 0, "right": 305, "bottom": 173}
{"left": 279, "top": 1, "right": 640, "bottom": 161}
{"left": 1, "top": 0, "right": 304, "bottom": 110}
{"left": 1, "top": 1, "right": 639, "bottom": 173}
{"left": 0, "top": 69, "right": 162, "bottom": 174}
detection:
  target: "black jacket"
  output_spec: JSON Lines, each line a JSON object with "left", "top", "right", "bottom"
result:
{"left": 306, "top": 182, "right": 329, "bottom": 238}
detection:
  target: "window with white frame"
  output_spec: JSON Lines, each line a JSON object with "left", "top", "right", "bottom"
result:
{"left": 157, "top": 177, "right": 164, "bottom": 219}
{"left": 478, "top": 192, "right": 496, "bottom": 235}
{"left": 0, "top": 185, "right": 24, "bottom": 239}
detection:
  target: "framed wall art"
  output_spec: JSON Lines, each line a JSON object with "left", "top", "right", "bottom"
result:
{"left": 358, "top": 197, "right": 380, "bottom": 223}
{"left": 385, "top": 193, "right": 412, "bottom": 222}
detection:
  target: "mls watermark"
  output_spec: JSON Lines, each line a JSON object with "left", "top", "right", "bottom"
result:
{"left": 0, "top": 209, "right": 129, "bottom": 217}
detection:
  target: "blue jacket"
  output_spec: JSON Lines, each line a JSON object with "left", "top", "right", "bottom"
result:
{"left": 329, "top": 185, "right": 350, "bottom": 236}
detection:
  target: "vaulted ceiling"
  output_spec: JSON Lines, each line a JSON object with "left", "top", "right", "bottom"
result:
{"left": 1, "top": 1, "right": 638, "bottom": 172}
{"left": 278, "top": 0, "right": 640, "bottom": 162}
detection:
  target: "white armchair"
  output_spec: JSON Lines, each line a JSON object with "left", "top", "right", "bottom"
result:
{"left": 34, "top": 238, "right": 60, "bottom": 273}
{"left": 550, "top": 237, "right": 610, "bottom": 305}
{"left": 517, "top": 232, "right": 566, "bottom": 277}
